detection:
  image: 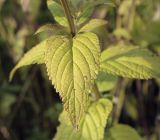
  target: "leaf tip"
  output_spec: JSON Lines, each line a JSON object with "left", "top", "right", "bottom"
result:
{"left": 9, "top": 68, "right": 16, "bottom": 82}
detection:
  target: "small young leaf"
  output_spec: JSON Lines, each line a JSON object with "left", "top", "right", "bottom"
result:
{"left": 9, "top": 40, "right": 47, "bottom": 81}
{"left": 78, "top": 7, "right": 94, "bottom": 25}
{"left": 70, "top": 0, "right": 82, "bottom": 8}
{"left": 106, "top": 124, "right": 142, "bottom": 140}
{"left": 54, "top": 98, "right": 113, "bottom": 140}
{"left": 100, "top": 45, "right": 160, "bottom": 79}
{"left": 78, "top": 0, "right": 115, "bottom": 24}
{"left": 45, "top": 32, "right": 100, "bottom": 126}
{"left": 35, "top": 24, "right": 69, "bottom": 35}
{"left": 47, "top": 0, "right": 68, "bottom": 26}
{"left": 79, "top": 19, "right": 107, "bottom": 33}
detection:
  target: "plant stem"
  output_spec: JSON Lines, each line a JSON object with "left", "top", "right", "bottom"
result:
{"left": 92, "top": 84, "right": 102, "bottom": 101}
{"left": 126, "top": 0, "right": 136, "bottom": 31}
{"left": 112, "top": 78, "right": 129, "bottom": 124}
{"left": 60, "top": 0, "right": 76, "bottom": 36}
{"left": 136, "top": 80, "right": 149, "bottom": 138}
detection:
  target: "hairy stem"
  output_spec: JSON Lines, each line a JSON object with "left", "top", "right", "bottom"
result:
{"left": 60, "top": 0, "right": 76, "bottom": 36}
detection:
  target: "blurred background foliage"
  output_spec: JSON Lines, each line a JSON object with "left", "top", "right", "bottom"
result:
{"left": 0, "top": 0, "right": 160, "bottom": 140}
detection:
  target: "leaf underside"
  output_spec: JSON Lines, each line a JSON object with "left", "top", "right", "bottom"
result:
{"left": 35, "top": 24, "right": 68, "bottom": 35}
{"left": 96, "top": 71, "right": 118, "bottom": 92}
{"left": 101, "top": 45, "right": 160, "bottom": 79}
{"left": 45, "top": 32, "right": 100, "bottom": 126}
{"left": 54, "top": 98, "right": 113, "bottom": 140}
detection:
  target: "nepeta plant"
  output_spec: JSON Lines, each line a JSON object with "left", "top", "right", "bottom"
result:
{"left": 10, "top": 0, "right": 160, "bottom": 139}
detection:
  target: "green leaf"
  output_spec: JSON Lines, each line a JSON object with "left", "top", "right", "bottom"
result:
{"left": 47, "top": 0, "right": 68, "bottom": 26}
{"left": 79, "top": 19, "right": 107, "bottom": 33}
{"left": 45, "top": 32, "right": 100, "bottom": 126}
{"left": 78, "top": 19, "right": 108, "bottom": 48}
{"left": 93, "top": 0, "right": 115, "bottom": 7}
{"left": 79, "top": 0, "right": 112, "bottom": 13}
{"left": 100, "top": 45, "right": 160, "bottom": 79}
{"left": 35, "top": 24, "right": 69, "bottom": 35}
{"left": 78, "top": 0, "right": 115, "bottom": 25}
{"left": 9, "top": 40, "right": 46, "bottom": 81}
{"left": 54, "top": 98, "right": 113, "bottom": 140}
{"left": 105, "top": 124, "right": 142, "bottom": 140}
{"left": 78, "top": 7, "right": 94, "bottom": 25}
{"left": 70, "top": 0, "right": 82, "bottom": 8}
{"left": 96, "top": 71, "right": 117, "bottom": 92}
